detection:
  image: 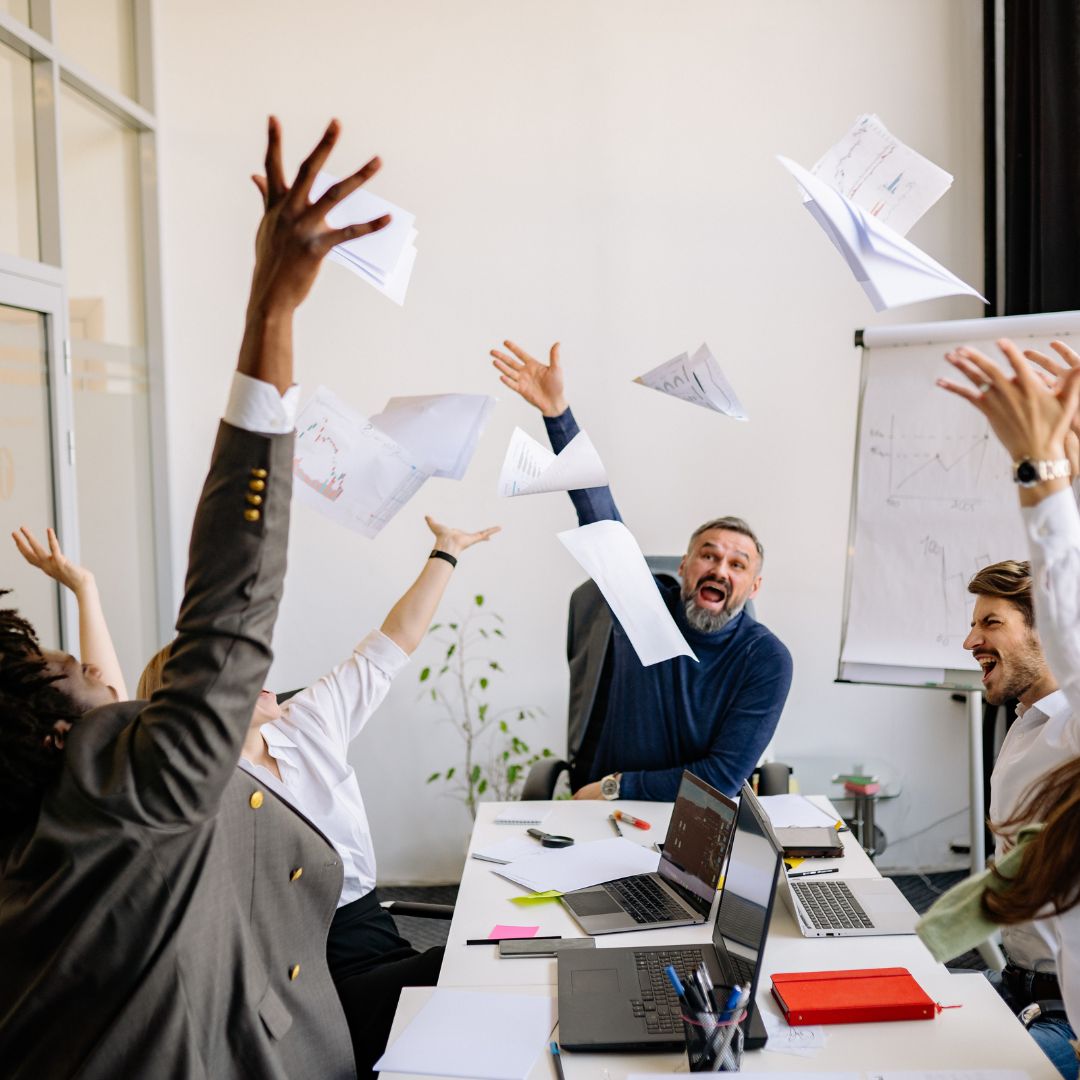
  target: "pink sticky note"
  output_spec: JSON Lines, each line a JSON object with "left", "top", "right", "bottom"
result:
{"left": 488, "top": 924, "right": 540, "bottom": 940}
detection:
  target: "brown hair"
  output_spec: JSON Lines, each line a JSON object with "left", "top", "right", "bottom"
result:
{"left": 137, "top": 643, "right": 172, "bottom": 700}
{"left": 967, "top": 560, "right": 1034, "bottom": 628}
{"left": 982, "top": 755, "right": 1080, "bottom": 923}
{"left": 689, "top": 516, "right": 764, "bottom": 568}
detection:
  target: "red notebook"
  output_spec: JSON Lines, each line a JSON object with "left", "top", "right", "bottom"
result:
{"left": 771, "top": 967, "right": 938, "bottom": 1025}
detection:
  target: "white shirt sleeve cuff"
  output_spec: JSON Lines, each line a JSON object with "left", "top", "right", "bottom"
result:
{"left": 224, "top": 371, "right": 301, "bottom": 434}
{"left": 355, "top": 630, "right": 411, "bottom": 678}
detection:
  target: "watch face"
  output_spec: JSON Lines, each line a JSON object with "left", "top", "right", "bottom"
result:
{"left": 1016, "top": 460, "right": 1038, "bottom": 484}
{"left": 600, "top": 776, "right": 619, "bottom": 799}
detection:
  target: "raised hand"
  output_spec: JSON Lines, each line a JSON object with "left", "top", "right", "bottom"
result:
{"left": 425, "top": 515, "right": 501, "bottom": 558}
{"left": 937, "top": 338, "right": 1080, "bottom": 464}
{"left": 12, "top": 526, "right": 92, "bottom": 595}
{"left": 240, "top": 117, "right": 389, "bottom": 393}
{"left": 489, "top": 340, "right": 567, "bottom": 418}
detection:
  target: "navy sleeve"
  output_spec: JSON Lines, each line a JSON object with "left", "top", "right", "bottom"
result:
{"left": 618, "top": 636, "right": 794, "bottom": 800}
{"left": 542, "top": 407, "right": 622, "bottom": 525}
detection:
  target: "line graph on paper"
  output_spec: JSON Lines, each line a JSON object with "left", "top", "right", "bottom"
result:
{"left": 920, "top": 534, "right": 992, "bottom": 645}
{"left": 866, "top": 414, "right": 1009, "bottom": 505}
{"left": 295, "top": 418, "right": 347, "bottom": 501}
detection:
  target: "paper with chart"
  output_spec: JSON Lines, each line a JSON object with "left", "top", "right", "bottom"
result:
{"left": 374, "top": 988, "right": 555, "bottom": 1080}
{"left": 778, "top": 155, "right": 985, "bottom": 311}
{"left": 812, "top": 114, "right": 954, "bottom": 236}
{"left": 635, "top": 343, "right": 748, "bottom": 420}
{"left": 497, "top": 427, "right": 607, "bottom": 497}
{"left": 312, "top": 171, "right": 418, "bottom": 304}
{"left": 293, "top": 386, "right": 433, "bottom": 538}
{"left": 371, "top": 393, "right": 495, "bottom": 480}
{"left": 558, "top": 519, "right": 697, "bottom": 666}
{"left": 841, "top": 343, "right": 1026, "bottom": 671}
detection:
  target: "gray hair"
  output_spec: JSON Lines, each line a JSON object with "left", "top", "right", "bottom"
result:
{"left": 688, "top": 516, "right": 764, "bottom": 568}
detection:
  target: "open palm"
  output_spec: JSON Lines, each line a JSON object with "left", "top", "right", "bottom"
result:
{"left": 489, "top": 340, "right": 567, "bottom": 417}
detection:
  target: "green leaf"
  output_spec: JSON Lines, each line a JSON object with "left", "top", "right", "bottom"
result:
{"left": 429, "top": 623, "right": 442, "bottom": 632}
{"left": 542, "top": 747, "right": 553, "bottom": 757}
{"left": 477, "top": 778, "right": 488, "bottom": 794}
{"left": 419, "top": 667, "right": 431, "bottom": 682}
{"left": 479, "top": 677, "right": 488, "bottom": 690}
{"left": 502, "top": 750, "right": 510, "bottom": 761}
{"left": 438, "top": 665, "right": 448, "bottom": 676}
{"left": 470, "top": 764, "right": 481, "bottom": 783}
{"left": 479, "top": 628, "right": 488, "bottom": 638}
{"left": 430, "top": 689, "right": 437, "bottom": 701}
{"left": 474, "top": 594, "right": 484, "bottom": 606}
{"left": 490, "top": 661, "right": 502, "bottom": 671}
{"left": 517, "top": 710, "right": 525, "bottom": 720}
{"left": 426, "top": 771, "right": 441, "bottom": 783}
{"left": 507, "top": 764, "right": 521, "bottom": 784}
{"left": 446, "top": 766, "right": 456, "bottom": 780}
{"left": 449, "top": 622, "right": 458, "bottom": 630}
{"left": 478, "top": 703, "right": 488, "bottom": 721}
{"left": 446, "top": 643, "right": 456, "bottom": 659}
{"left": 493, "top": 628, "right": 505, "bottom": 637}
{"left": 499, "top": 720, "right": 508, "bottom": 733}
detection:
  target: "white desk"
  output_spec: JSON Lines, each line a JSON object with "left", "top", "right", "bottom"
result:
{"left": 383, "top": 799, "right": 1060, "bottom": 1079}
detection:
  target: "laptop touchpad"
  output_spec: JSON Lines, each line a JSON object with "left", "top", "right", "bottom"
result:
{"left": 567, "top": 889, "right": 623, "bottom": 916}
{"left": 571, "top": 968, "right": 621, "bottom": 993}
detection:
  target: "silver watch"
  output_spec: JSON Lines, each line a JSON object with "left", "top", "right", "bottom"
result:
{"left": 600, "top": 773, "right": 621, "bottom": 800}
{"left": 1012, "top": 458, "right": 1071, "bottom": 487}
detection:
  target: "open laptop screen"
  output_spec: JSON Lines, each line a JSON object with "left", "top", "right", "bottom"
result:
{"left": 657, "top": 771, "right": 738, "bottom": 913}
{"left": 713, "top": 783, "right": 783, "bottom": 954}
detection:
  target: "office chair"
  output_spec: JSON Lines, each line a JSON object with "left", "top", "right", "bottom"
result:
{"left": 520, "top": 557, "right": 787, "bottom": 799}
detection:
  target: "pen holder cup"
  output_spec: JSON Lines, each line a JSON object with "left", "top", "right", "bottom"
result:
{"left": 683, "top": 1010, "right": 745, "bottom": 1072}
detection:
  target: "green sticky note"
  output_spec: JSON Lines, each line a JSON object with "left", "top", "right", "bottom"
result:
{"left": 510, "top": 889, "right": 563, "bottom": 905}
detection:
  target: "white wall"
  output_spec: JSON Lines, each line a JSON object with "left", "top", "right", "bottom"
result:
{"left": 155, "top": 0, "right": 985, "bottom": 881}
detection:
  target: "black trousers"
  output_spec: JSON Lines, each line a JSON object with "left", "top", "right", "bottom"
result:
{"left": 327, "top": 889, "right": 444, "bottom": 1078}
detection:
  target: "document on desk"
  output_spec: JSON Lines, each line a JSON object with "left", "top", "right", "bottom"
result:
{"left": 494, "top": 837, "right": 660, "bottom": 894}
{"left": 761, "top": 1007, "right": 828, "bottom": 1057}
{"left": 812, "top": 114, "right": 953, "bottom": 236}
{"left": 374, "top": 987, "right": 555, "bottom": 1080}
{"left": 313, "top": 171, "right": 418, "bottom": 304}
{"left": 757, "top": 794, "right": 842, "bottom": 829}
{"left": 635, "top": 343, "right": 748, "bottom": 420}
{"left": 558, "top": 520, "right": 697, "bottom": 666}
{"left": 371, "top": 393, "right": 495, "bottom": 481}
{"left": 471, "top": 836, "right": 545, "bottom": 864}
{"left": 293, "top": 386, "right": 433, "bottom": 537}
{"left": 777, "top": 155, "right": 985, "bottom": 312}
{"left": 497, "top": 427, "right": 607, "bottom": 497}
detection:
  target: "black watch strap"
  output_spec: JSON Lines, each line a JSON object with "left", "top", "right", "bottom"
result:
{"left": 429, "top": 549, "right": 458, "bottom": 568}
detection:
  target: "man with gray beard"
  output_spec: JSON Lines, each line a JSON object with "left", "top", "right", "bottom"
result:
{"left": 489, "top": 339, "right": 793, "bottom": 800}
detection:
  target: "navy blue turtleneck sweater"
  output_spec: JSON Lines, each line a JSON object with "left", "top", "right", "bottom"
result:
{"left": 545, "top": 408, "right": 793, "bottom": 801}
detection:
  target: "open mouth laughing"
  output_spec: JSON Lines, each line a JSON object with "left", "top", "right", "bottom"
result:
{"left": 975, "top": 652, "right": 998, "bottom": 684}
{"left": 695, "top": 578, "right": 729, "bottom": 610}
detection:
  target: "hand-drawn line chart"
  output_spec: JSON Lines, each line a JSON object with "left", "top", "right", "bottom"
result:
{"left": 294, "top": 418, "right": 347, "bottom": 502}
{"left": 867, "top": 414, "right": 1001, "bottom": 504}
{"left": 920, "top": 533, "right": 991, "bottom": 645}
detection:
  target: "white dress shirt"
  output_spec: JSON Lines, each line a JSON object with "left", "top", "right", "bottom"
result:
{"left": 241, "top": 630, "right": 410, "bottom": 906}
{"left": 989, "top": 688, "right": 1078, "bottom": 970}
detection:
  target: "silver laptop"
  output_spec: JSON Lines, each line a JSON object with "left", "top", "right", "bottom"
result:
{"left": 560, "top": 771, "right": 737, "bottom": 935}
{"left": 782, "top": 872, "right": 919, "bottom": 937}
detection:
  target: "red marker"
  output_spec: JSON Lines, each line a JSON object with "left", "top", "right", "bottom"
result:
{"left": 613, "top": 810, "right": 651, "bottom": 831}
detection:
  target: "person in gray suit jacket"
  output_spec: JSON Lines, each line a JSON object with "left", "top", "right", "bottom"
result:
{"left": 0, "top": 117, "right": 389, "bottom": 1080}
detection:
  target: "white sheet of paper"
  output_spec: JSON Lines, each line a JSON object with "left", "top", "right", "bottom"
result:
{"left": 811, "top": 114, "right": 954, "bottom": 236}
{"left": 761, "top": 1007, "right": 828, "bottom": 1056}
{"left": 497, "top": 427, "right": 607, "bottom": 497}
{"left": 374, "top": 988, "right": 555, "bottom": 1080}
{"left": 635, "top": 343, "right": 748, "bottom": 420}
{"left": 757, "top": 794, "right": 842, "bottom": 829}
{"left": 470, "top": 836, "right": 545, "bottom": 865}
{"left": 778, "top": 155, "right": 985, "bottom": 312}
{"left": 557, "top": 519, "right": 697, "bottom": 666}
{"left": 293, "top": 386, "right": 433, "bottom": 538}
{"left": 494, "top": 837, "right": 660, "bottom": 894}
{"left": 371, "top": 393, "right": 495, "bottom": 480}
{"left": 494, "top": 806, "right": 551, "bottom": 826}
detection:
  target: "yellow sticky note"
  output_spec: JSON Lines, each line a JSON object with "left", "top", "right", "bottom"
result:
{"left": 784, "top": 857, "right": 806, "bottom": 870}
{"left": 510, "top": 890, "right": 563, "bottom": 905}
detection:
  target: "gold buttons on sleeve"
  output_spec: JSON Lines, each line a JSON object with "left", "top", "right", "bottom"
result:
{"left": 251, "top": 468, "right": 268, "bottom": 479}
{"left": 249, "top": 791, "right": 264, "bottom": 809}
{"left": 248, "top": 478, "right": 266, "bottom": 493}
{"left": 289, "top": 867, "right": 303, "bottom": 882}
{"left": 243, "top": 508, "right": 261, "bottom": 522}
{"left": 289, "top": 964, "right": 300, "bottom": 981}
{"left": 246, "top": 493, "right": 263, "bottom": 506}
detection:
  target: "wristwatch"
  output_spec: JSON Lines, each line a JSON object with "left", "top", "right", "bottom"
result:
{"left": 600, "top": 773, "right": 621, "bottom": 800}
{"left": 1012, "top": 458, "right": 1070, "bottom": 487}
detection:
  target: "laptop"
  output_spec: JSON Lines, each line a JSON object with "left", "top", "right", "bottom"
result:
{"left": 557, "top": 782, "right": 783, "bottom": 1052}
{"left": 560, "top": 771, "right": 737, "bottom": 935}
{"left": 781, "top": 872, "right": 919, "bottom": 937}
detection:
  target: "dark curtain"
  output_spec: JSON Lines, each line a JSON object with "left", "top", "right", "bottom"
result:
{"left": 1003, "top": 0, "right": 1080, "bottom": 314}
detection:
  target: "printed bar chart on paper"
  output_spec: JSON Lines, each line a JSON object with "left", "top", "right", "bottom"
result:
{"left": 497, "top": 427, "right": 607, "bottom": 497}
{"left": 635, "top": 343, "right": 748, "bottom": 420}
{"left": 293, "top": 385, "right": 433, "bottom": 538}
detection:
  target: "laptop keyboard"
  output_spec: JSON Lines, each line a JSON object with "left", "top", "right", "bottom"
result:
{"left": 631, "top": 948, "right": 705, "bottom": 1035}
{"left": 792, "top": 879, "right": 874, "bottom": 930}
{"left": 605, "top": 875, "right": 688, "bottom": 924}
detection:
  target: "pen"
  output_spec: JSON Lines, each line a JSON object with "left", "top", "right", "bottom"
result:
{"left": 788, "top": 867, "right": 840, "bottom": 878}
{"left": 549, "top": 1041, "right": 566, "bottom": 1080}
{"left": 697, "top": 962, "right": 717, "bottom": 1010}
{"left": 720, "top": 983, "right": 743, "bottom": 1021}
{"left": 612, "top": 809, "right": 651, "bottom": 831}
{"left": 466, "top": 935, "right": 562, "bottom": 945}
{"left": 608, "top": 813, "right": 623, "bottom": 837}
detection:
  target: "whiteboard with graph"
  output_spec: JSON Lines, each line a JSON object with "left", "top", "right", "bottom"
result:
{"left": 838, "top": 310, "right": 1080, "bottom": 689}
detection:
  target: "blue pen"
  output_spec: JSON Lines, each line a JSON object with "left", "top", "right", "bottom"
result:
{"left": 666, "top": 964, "right": 707, "bottom": 1017}
{"left": 665, "top": 965, "right": 688, "bottom": 1003}
{"left": 720, "top": 983, "right": 743, "bottom": 1021}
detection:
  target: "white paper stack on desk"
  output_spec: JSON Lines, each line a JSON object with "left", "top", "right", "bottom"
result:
{"left": 493, "top": 836, "right": 659, "bottom": 894}
{"left": 313, "top": 171, "right": 418, "bottom": 304}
